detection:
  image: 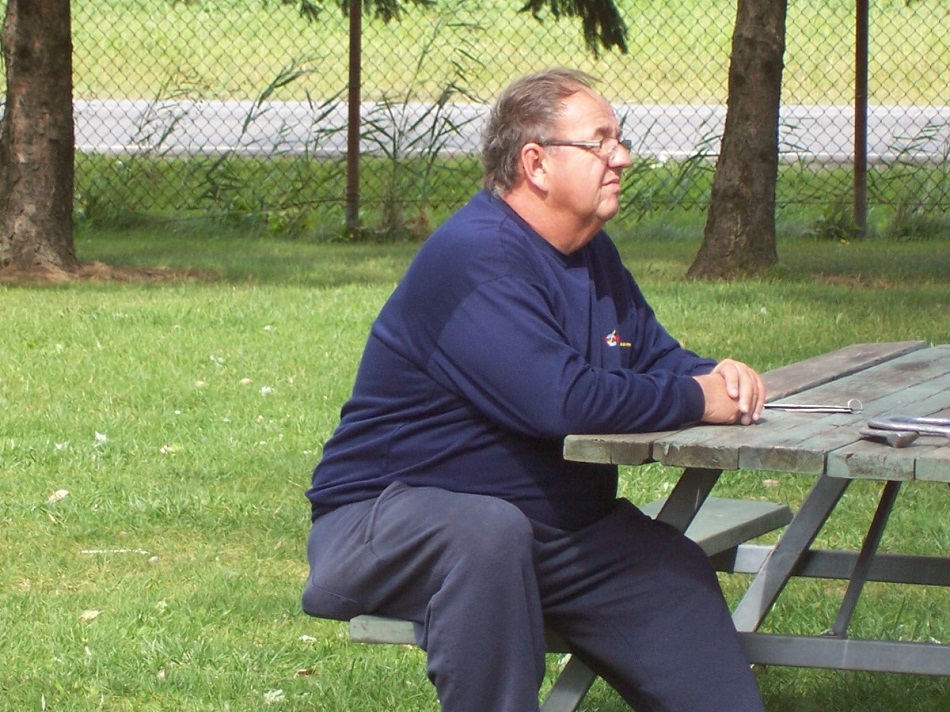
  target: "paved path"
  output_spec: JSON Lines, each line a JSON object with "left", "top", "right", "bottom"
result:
{"left": 73, "top": 99, "right": 950, "bottom": 164}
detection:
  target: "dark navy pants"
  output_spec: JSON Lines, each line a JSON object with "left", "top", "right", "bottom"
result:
{"left": 302, "top": 482, "right": 765, "bottom": 712}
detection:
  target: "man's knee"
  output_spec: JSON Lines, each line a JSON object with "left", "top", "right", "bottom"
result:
{"left": 442, "top": 493, "right": 535, "bottom": 570}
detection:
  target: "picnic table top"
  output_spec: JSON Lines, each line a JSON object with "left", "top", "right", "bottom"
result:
{"left": 564, "top": 341, "right": 950, "bottom": 483}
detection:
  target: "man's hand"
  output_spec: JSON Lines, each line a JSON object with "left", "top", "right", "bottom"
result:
{"left": 693, "top": 359, "right": 766, "bottom": 426}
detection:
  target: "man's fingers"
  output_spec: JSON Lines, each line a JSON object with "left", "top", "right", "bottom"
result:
{"left": 713, "top": 359, "right": 766, "bottom": 424}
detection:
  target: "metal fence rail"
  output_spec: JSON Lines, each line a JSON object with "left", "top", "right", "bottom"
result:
{"left": 7, "top": 0, "right": 948, "bottom": 234}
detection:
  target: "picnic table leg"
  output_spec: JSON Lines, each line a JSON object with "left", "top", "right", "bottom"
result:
{"left": 539, "top": 655, "right": 597, "bottom": 712}
{"left": 732, "top": 474, "right": 851, "bottom": 632}
{"left": 655, "top": 467, "right": 723, "bottom": 530}
{"left": 829, "top": 480, "right": 901, "bottom": 637}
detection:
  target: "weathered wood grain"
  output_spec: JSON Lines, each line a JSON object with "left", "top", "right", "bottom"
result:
{"left": 565, "top": 343, "right": 950, "bottom": 483}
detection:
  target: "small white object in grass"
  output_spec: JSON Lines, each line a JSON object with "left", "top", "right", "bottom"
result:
{"left": 48, "top": 489, "right": 70, "bottom": 503}
{"left": 260, "top": 386, "right": 273, "bottom": 396}
{"left": 263, "top": 689, "right": 285, "bottom": 705}
{"left": 80, "top": 548, "right": 150, "bottom": 556}
{"left": 240, "top": 378, "right": 252, "bottom": 385}
{"left": 79, "top": 609, "right": 100, "bottom": 622}
{"left": 94, "top": 432, "right": 108, "bottom": 445}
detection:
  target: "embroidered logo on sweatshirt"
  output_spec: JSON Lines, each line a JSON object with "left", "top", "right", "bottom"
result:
{"left": 604, "top": 330, "right": 631, "bottom": 348}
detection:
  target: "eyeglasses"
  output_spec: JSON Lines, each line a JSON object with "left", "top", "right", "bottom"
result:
{"left": 539, "top": 137, "right": 633, "bottom": 160}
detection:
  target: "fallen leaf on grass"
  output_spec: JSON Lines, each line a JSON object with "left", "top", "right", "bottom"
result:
{"left": 79, "top": 609, "right": 100, "bottom": 622}
{"left": 295, "top": 668, "right": 318, "bottom": 676}
{"left": 762, "top": 479, "right": 782, "bottom": 487}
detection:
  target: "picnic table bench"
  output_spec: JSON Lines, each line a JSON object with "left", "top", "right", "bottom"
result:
{"left": 327, "top": 341, "right": 950, "bottom": 710}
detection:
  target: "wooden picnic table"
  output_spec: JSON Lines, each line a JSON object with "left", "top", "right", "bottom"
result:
{"left": 564, "top": 341, "right": 950, "bottom": 678}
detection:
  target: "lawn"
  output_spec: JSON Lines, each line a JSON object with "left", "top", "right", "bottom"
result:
{"left": 65, "top": 0, "right": 949, "bottom": 106}
{"left": 1, "top": 225, "right": 948, "bottom": 710}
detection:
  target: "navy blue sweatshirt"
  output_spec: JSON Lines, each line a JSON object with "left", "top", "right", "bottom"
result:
{"left": 307, "top": 190, "right": 716, "bottom": 531}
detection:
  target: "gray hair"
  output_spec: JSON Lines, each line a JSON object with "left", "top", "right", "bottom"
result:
{"left": 481, "top": 68, "right": 598, "bottom": 197}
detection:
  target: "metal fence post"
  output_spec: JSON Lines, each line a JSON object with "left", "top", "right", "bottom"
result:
{"left": 345, "top": 0, "right": 362, "bottom": 233}
{"left": 854, "top": 0, "right": 869, "bottom": 236}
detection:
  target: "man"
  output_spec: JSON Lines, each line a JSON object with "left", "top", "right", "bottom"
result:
{"left": 303, "top": 68, "right": 767, "bottom": 711}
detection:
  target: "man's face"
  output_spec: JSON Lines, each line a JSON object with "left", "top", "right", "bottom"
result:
{"left": 543, "top": 88, "right": 631, "bottom": 242}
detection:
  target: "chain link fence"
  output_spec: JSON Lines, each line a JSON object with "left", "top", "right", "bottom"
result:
{"left": 9, "top": 0, "right": 949, "bottom": 236}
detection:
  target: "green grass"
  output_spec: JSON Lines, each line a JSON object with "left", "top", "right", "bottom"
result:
{"left": 1, "top": 227, "right": 949, "bottom": 710}
{"left": 59, "top": 0, "right": 949, "bottom": 105}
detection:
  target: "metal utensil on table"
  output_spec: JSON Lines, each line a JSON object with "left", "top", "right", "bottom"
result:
{"left": 763, "top": 398, "right": 864, "bottom": 414}
{"left": 866, "top": 415, "right": 950, "bottom": 439}
{"left": 858, "top": 428, "right": 919, "bottom": 448}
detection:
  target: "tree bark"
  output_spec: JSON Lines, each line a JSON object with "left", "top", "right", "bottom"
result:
{"left": 0, "top": 0, "right": 77, "bottom": 274}
{"left": 687, "top": 0, "right": 787, "bottom": 280}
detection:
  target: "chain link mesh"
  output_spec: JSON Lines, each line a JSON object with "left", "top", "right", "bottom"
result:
{"left": 6, "top": 0, "right": 948, "bottom": 234}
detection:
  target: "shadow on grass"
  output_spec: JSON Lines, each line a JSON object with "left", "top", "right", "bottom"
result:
{"left": 74, "top": 225, "right": 421, "bottom": 288}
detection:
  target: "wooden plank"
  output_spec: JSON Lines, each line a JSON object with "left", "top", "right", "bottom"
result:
{"left": 760, "top": 341, "right": 927, "bottom": 400}
{"left": 825, "top": 439, "right": 919, "bottom": 481}
{"left": 563, "top": 342, "right": 926, "bottom": 466}
{"left": 916, "top": 442, "right": 950, "bottom": 482}
{"left": 652, "top": 348, "right": 950, "bottom": 475}
{"left": 738, "top": 633, "right": 950, "bottom": 676}
{"left": 639, "top": 497, "right": 792, "bottom": 555}
{"left": 736, "top": 349, "right": 950, "bottom": 475}
{"left": 562, "top": 433, "right": 655, "bottom": 466}
{"left": 825, "top": 382, "right": 950, "bottom": 481}
{"left": 651, "top": 426, "right": 741, "bottom": 470}
{"left": 350, "top": 615, "right": 572, "bottom": 652}
{"left": 350, "top": 615, "right": 416, "bottom": 645}
{"left": 760, "top": 345, "right": 950, "bottom": 414}
{"left": 914, "top": 404, "right": 950, "bottom": 482}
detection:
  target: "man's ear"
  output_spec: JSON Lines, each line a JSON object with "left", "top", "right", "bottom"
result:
{"left": 519, "top": 143, "right": 548, "bottom": 192}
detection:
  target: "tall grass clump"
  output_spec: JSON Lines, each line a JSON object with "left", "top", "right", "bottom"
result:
{"left": 348, "top": 11, "right": 486, "bottom": 240}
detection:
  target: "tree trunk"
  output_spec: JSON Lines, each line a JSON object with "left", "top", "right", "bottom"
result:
{"left": 687, "top": 0, "right": 787, "bottom": 280}
{"left": 0, "top": 0, "right": 77, "bottom": 274}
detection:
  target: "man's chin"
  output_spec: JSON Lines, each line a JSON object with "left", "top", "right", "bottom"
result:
{"left": 598, "top": 200, "right": 621, "bottom": 223}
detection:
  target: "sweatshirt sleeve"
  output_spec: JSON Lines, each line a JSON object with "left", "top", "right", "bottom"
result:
{"left": 426, "top": 273, "right": 708, "bottom": 439}
{"left": 617, "top": 270, "right": 719, "bottom": 379}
